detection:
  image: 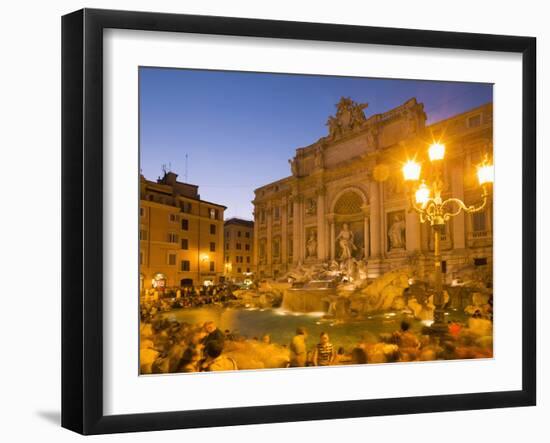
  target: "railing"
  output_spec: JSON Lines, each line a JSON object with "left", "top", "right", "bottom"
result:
{"left": 467, "top": 230, "right": 492, "bottom": 247}
{"left": 470, "top": 230, "right": 490, "bottom": 239}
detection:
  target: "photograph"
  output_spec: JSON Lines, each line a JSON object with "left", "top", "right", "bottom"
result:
{"left": 138, "top": 68, "right": 494, "bottom": 374}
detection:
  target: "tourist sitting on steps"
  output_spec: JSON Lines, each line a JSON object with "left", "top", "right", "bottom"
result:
{"left": 289, "top": 327, "right": 308, "bottom": 367}
{"left": 202, "top": 340, "right": 238, "bottom": 372}
{"left": 311, "top": 332, "right": 335, "bottom": 367}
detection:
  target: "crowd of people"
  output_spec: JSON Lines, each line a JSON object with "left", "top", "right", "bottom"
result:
{"left": 140, "top": 307, "right": 493, "bottom": 374}
{"left": 140, "top": 285, "right": 239, "bottom": 322}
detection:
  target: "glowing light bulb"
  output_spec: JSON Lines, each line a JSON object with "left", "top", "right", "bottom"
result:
{"left": 402, "top": 160, "right": 421, "bottom": 181}
{"left": 477, "top": 161, "right": 494, "bottom": 185}
{"left": 415, "top": 181, "right": 430, "bottom": 206}
{"left": 428, "top": 143, "right": 445, "bottom": 161}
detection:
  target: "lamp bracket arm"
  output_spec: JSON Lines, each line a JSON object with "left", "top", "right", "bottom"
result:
{"left": 441, "top": 191, "right": 488, "bottom": 220}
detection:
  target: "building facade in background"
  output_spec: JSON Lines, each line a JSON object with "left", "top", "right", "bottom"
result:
{"left": 253, "top": 97, "right": 493, "bottom": 282}
{"left": 223, "top": 218, "right": 255, "bottom": 281}
{"left": 139, "top": 171, "right": 226, "bottom": 291}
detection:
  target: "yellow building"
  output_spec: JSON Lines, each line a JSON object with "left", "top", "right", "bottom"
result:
{"left": 139, "top": 171, "right": 226, "bottom": 291}
{"left": 223, "top": 218, "right": 254, "bottom": 281}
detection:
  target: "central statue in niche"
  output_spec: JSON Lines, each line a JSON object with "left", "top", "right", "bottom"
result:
{"left": 336, "top": 223, "right": 357, "bottom": 261}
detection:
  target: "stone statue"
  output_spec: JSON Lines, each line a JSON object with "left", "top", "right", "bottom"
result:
{"left": 305, "top": 198, "right": 317, "bottom": 215}
{"left": 388, "top": 213, "right": 406, "bottom": 249}
{"left": 365, "top": 127, "right": 377, "bottom": 149}
{"left": 326, "top": 115, "right": 341, "bottom": 140}
{"left": 336, "top": 223, "right": 357, "bottom": 260}
{"left": 306, "top": 230, "right": 317, "bottom": 258}
{"left": 326, "top": 97, "right": 369, "bottom": 140}
{"left": 288, "top": 158, "right": 298, "bottom": 176}
{"left": 350, "top": 102, "right": 368, "bottom": 129}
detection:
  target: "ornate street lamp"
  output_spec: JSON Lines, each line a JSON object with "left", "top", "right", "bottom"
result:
{"left": 402, "top": 144, "right": 494, "bottom": 335}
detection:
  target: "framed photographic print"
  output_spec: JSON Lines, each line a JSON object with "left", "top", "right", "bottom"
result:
{"left": 61, "top": 8, "right": 536, "bottom": 435}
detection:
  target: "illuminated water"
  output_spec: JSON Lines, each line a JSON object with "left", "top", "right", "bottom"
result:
{"left": 158, "top": 306, "right": 467, "bottom": 350}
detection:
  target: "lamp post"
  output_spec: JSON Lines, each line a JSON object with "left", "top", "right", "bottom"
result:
{"left": 402, "top": 143, "right": 494, "bottom": 335}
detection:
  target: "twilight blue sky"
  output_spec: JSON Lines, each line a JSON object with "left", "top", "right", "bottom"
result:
{"left": 139, "top": 68, "right": 492, "bottom": 219}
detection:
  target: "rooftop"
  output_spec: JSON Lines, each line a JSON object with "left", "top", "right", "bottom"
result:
{"left": 224, "top": 217, "right": 254, "bottom": 228}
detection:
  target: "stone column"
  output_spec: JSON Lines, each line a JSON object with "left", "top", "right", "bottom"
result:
{"left": 328, "top": 214, "right": 336, "bottom": 261}
{"left": 281, "top": 197, "right": 288, "bottom": 270}
{"left": 266, "top": 203, "right": 272, "bottom": 271}
{"left": 253, "top": 209, "right": 259, "bottom": 270}
{"left": 369, "top": 181, "right": 382, "bottom": 258}
{"left": 361, "top": 205, "right": 370, "bottom": 258}
{"left": 406, "top": 209, "right": 421, "bottom": 252}
{"left": 292, "top": 195, "right": 301, "bottom": 264}
{"left": 316, "top": 187, "right": 326, "bottom": 261}
{"left": 420, "top": 222, "right": 430, "bottom": 251}
{"left": 451, "top": 157, "right": 466, "bottom": 249}
{"left": 297, "top": 196, "right": 305, "bottom": 262}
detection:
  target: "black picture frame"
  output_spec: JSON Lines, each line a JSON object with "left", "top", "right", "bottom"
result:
{"left": 61, "top": 8, "right": 537, "bottom": 435}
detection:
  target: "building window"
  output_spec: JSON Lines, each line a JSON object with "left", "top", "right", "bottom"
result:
{"left": 181, "top": 238, "right": 189, "bottom": 250}
{"left": 226, "top": 256, "right": 229, "bottom": 262}
{"left": 168, "top": 233, "right": 178, "bottom": 243}
{"left": 238, "top": 230, "right": 241, "bottom": 237}
{"left": 441, "top": 260, "right": 447, "bottom": 274}
{"left": 226, "top": 243, "right": 229, "bottom": 250}
{"left": 245, "top": 244, "right": 250, "bottom": 251}
{"left": 474, "top": 257, "right": 488, "bottom": 266}
{"left": 210, "top": 224, "right": 216, "bottom": 235}
{"left": 169, "top": 213, "right": 177, "bottom": 222}
{"left": 181, "top": 260, "right": 190, "bottom": 271}
{"left": 246, "top": 256, "right": 250, "bottom": 263}
{"left": 225, "top": 230, "right": 229, "bottom": 238}
{"left": 274, "top": 206, "right": 280, "bottom": 220}
{"left": 467, "top": 114, "right": 482, "bottom": 128}
{"left": 209, "top": 261, "right": 215, "bottom": 272}
{"left": 139, "top": 251, "right": 144, "bottom": 265}
{"left": 210, "top": 242, "right": 216, "bottom": 252}
{"left": 180, "top": 201, "right": 192, "bottom": 213}
{"left": 472, "top": 211, "right": 487, "bottom": 234}
{"left": 168, "top": 253, "right": 177, "bottom": 266}
{"left": 237, "top": 267, "right": 242, "bottom": 273}
{"left": 209, "top": 208, "right": 218, "bottom": 220}
{"left": 140, "top": 207, "right": 144, "bottom": 217}
{"left": 139, "top": 230, "right": 148, "bottom": 241}
{"left": 260, "top": 209, "right": 266, "bottom": 224}
{"left": 236, "top": 243, "right": 242, "bottom": 250}
{"left": 245, "top": 231, "right": 250, "bottom": 238}
{"left": 181, "top": 218, "right": 189, "bottom": 231}
{"left": 288, "top": 201, "right": 293, "bottom": 218}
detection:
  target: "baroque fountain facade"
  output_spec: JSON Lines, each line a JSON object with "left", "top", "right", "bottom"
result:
{"left": 251, "top": 97, "right": 494, "bottom": 319}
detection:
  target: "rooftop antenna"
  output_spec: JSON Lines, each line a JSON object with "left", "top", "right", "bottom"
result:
{"left": 184, "top": 153, "right": 189, "bottom": 182}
